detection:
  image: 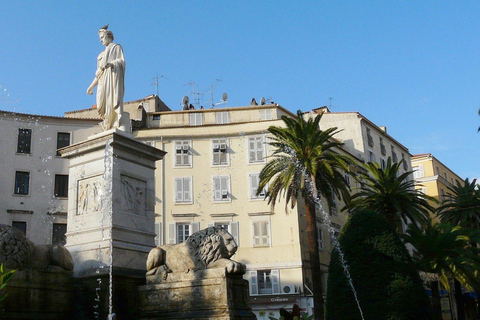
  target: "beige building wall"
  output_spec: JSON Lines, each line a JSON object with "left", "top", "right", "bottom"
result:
{"left": 134, "top": 104, "right": 359, "bottom": 318}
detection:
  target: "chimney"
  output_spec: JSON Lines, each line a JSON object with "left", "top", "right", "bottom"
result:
{"left": 379, "top": 126, "right": 387, "bottom": 133}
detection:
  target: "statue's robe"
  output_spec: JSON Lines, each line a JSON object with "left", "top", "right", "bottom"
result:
{"left": 96, "top": 42, "right": 125, "bottom": 130}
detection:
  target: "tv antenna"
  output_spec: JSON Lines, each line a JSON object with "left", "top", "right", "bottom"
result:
{"left": 152, "top": 75, "right": 168, "bottom": 96}
{"left": 207, "top": 79, "right": 222, "bottom": 107}
{"left": 329, "top": 97, "right": 333, "bottom": 109}
{"left": 184, "top": 81, "right": 203, "bottom": 108}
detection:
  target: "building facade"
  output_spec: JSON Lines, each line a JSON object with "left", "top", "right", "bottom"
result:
{"left": 0, "top": 99, "right": 414, "bottom": 319}
{"left": 411, "top": 153, "right": 463, "bottom": 215}
{"left": 0, "top": 110, "right": 100, "bottom": 245}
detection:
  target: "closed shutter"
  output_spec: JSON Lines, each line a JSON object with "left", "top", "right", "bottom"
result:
{"left": 271, "top": 270, "right": 280, "bottom": 294}
{"left": 213, "top": 177, "right": 221, "bottom": 201}
{"left": 249, "top": 271, "right": 258, "bottom": 295}
{"left": 168, "top": 223, "right": 176, "bottom": 244}
{"left": 184, "top": 178, "right": 191, "bottom": 202}
{"left": 175, "top": 178, "right": 183, "bottom": 202}
{"left": 155, "top": 222, "right": 162, "bottom": 246}
{"left": 230, "top": 221, "right": 239, "bottom": 245}
{"left": 190, "top": 222, "right": 200, "bottom": 234}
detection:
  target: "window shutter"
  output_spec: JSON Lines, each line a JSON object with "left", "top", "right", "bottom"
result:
{"left": 175, "top": 178, "right": 183, "bottom": 202}
{"left": 230, "top": 221, "right": 239, "bottom": 245}
{"left": 213, "top": 177, "right": 221, "bottom": 201}
{"left": 248, "top": 138, "right": 256, "bottom": 162}
{"left": 168, "top": 223, "right": 176, "bottom": 244}
{"left": 256, "top": 137, "right": 263, "bottom": 161}
{"left": 249, "top": 271, "right": 258, "bottom": 295}
{"left": 249, "top": 174, "right": 258, "bottom": 198}
{"left": 184, "top": 178, "right": 191, "bottom": 202}
{"left": 419, "top": 165, "right": 424, "bottom": 178}
{"left": 262, "top": 221, "right": 270, "bottom": 246}
{"left": 190, "top": 222, "right": 200, "bottom": 234}
{"left": 271, "top": 269, "right": 280, "bottom": 294}
{"left": 155, "top": 222, "right": 162, "bottom": 246}
{"left": 253, "top": 222, "right": 260, "bottom": 246}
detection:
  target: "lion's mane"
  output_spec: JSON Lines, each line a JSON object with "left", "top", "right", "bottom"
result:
{"left": 186, "top": 227, "right": 230, "bottom": 268}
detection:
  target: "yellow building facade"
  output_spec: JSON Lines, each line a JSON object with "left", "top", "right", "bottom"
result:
{"left": 411, "top": 153, "right": 463, "bottom": 217}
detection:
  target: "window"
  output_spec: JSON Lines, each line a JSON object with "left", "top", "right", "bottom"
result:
{"left": 318, "top": 227, "right": 324, "bottom": 250}
{"left": 152, "top": 114, "right": 160, "bottom": 120}
{"left": 249, "top": 173, "right": 266, "bottom": 199}
{"left": 216, "top": 111, "right": 230, "bottom": 124}
{"left": 391, "top": 145, "right": 398, "bottom": 162}
{"left": 54, "top": 174, "right": 69, "bottom": 198}
{"left": 440, "top": 189, "right": 446, "bottom": 201}
{"left": 435, "top": 166, "right": 440, "bottom": 175}
{"left": 344, "top": 173, "right": 351, "bottom": 187}
{"left": 252, "top": 220, "right": 270, "bottom": 247}
{"left": 212, "top": 139, "right": 228, "bottom": 165}
{"left": 259, "top": 109, "right": 272, "bottom": 121}
{"left": 248, "top": 136, "right": 265, "bottom": 163}
{"left": 380, "top": 137, "right": 386, "bottom": 156}
{"left": 213, "top": 176, "right": 230, "bottom": 201}
{"left": 14, "top": 171, "right": 30, "bottom": 195}
{"left": 412, "top": 165, "right": 424, "bottom": 179}
{"left": 17, "top": 128, "right": 32, "bottom": 154}
{"left": 210, "top": 221, "right": 240, "bottom": 245}
{"left": 175, "top": 177, "right": 192, "bottom": 203}
{"left": 330, "top": 187, "right": 338, "bottom": 215}
{"left": 366, "top": 128, "right": 374, "bottom": 147}
{"left": 189, "top": 113, "right": 203, "bottom": 126}
{"left": 52, "top": 223, "right": 67, "bottom": 246}
{"left": 12, "top": 221, "right": 27, "bottom": 235}
{"left": 249, "top": 270, "right": 280, "bottom": 295}
{"left": 368, "top": 151, "right": 376, "bottom": 163}
{"left": 417, "top": 187, "right": 427, "bottom": 195}
{"left": 443, "top": 172, "right": 447, "bottom": 180}
{"left": 330, "top": 229, "right": 340, "bottom": 248}
{"left": 380, "top": 158, "right": 387, "bottom": 170}
{"left": 174, "top": 140, "right": 191, "bottom": 166}
{"left": 177, "top": 223, "right": 190, "bottom": 244}
{"left": 168, "top": 222, "right": 200, "bottom": 244}
{"left": 56, "top": 132, "right": 70, "bottom": 156}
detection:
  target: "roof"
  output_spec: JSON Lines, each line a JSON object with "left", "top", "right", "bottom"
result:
{"left": 0, "top": 109, "right": 100, "bottom": 122}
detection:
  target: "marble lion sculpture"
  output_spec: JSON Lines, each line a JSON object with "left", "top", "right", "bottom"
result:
{"left": 0, "top": 224, "right": 74, "bottom": 273}
{"left": 146, "top": 226, "right": 246, "bottom": 277}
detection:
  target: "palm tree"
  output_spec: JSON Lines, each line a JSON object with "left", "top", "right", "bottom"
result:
{"left": 403, "top": 221, "right": 480, "bottom": 320}
{"left": 344, "top": 158, "right": 436, "bottom": 232}
{"left": 258, "top": 110, "right": 352, "bottom": 320}
{"left": 437, "top": 178, "right": 480, "bottom": 319}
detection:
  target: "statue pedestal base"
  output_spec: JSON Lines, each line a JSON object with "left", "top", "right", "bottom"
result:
{"left": 138, "top": 268, "right": 255, "bottom": 320}
{"left": 3, "top": 270, "right": 75, "bottom": 320}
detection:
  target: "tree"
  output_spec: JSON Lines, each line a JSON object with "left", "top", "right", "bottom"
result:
{"left": 402, "top": 221, "right": 480, "bottom": 320}
{"left": 344, "top": 158, "right": 436, "bottom": 231}
{"left": 326, "top": 210, "right": 432, "bottom": 320}
{"left": 437, "top": 178, "right": 480, "bottom": 319}
{"left": 258, "top": 110, "right": 352, "bottom": 320}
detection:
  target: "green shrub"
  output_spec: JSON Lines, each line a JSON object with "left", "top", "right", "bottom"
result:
{"left": 0, "top": 263, "right": 15, "bottom": 302}
{"left": 326, "top": 210, "right": 432, "bottom": 320}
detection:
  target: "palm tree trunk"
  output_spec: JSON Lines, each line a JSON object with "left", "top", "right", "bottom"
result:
{"left": 305, "top": 198, "right": 325, "bottom": 320}
{"left": 475, "top": 288, "right": 480, "bottom": 319}
{"left": 454, "top": 279, "right": 466, "bottom": 320}
{"left": 430, "top": 280, "right": 443, "bottom": 320}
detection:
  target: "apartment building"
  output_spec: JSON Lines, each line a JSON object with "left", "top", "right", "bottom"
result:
{"left": 0, "top": 110, "right": 100, "bottom": 244}
{"left": 1, "top": 98, "right": 412, "bottom": 319}
{"left": 411, "top": 153, "right": 463, "bottom": 216}
{"left": 314, "top": 107, "right": 413, "bottom": 175}
{"left": 132, "top": 103, "right": 359, "bottom": 319}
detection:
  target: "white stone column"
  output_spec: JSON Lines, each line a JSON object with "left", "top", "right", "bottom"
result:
{"left": 60, "top": 129, "right": 165, "bottom": 277}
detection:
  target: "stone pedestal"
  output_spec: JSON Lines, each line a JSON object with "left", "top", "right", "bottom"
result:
{"left": 138, "top": 268, "right": 256, "bottom": 320}
{"left": 59, "top": 129, "right": 165, "bottom": 319}
{"left": 3, "top": 270, "right": 75, "bottom": 320}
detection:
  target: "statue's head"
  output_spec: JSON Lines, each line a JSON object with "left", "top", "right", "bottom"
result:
{"left": 98, "top": 25, "right": 114, "bottom": 45}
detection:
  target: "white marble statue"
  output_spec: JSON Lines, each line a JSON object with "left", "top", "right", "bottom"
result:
{"left": 87, "top": 25, "right": 128, "bottom": 131}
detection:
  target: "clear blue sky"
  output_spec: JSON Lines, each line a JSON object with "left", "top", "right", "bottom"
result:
{"left": 1, "top": 1, "right": 479, "bottom": 180}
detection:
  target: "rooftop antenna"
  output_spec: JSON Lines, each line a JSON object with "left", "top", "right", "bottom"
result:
{"left": 329, "top": 97, "right": 333, "bottom": 109}
{"left": 184, "top": 81, "right": 203, "bottom": 108}
{"left": 208, "top": 79, "right": 222, "bottom": 107}
{"left": 152, "top": 75, "right": 168, "bottom": 96}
